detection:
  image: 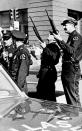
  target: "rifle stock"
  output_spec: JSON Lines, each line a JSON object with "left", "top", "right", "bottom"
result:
{"left": 29, "top": 16, "right": 44, "bottom": 43}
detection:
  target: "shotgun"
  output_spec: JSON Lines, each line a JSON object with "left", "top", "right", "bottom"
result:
{"left": 45, "top": 9, "right": 59, "bottom": 35}
{"left": 29, "top": 16, "right": 44, "bottom": 43}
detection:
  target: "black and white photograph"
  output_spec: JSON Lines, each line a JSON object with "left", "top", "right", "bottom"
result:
{"left": 0, "top": 0, "right": 82, "bottom": 130}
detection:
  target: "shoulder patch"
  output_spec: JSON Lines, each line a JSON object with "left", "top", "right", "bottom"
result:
{"left": 20, "top": 54, "right": 26, "bottom": 60}
{"left": 73, "top": 36, "right": 79, "bottom": 41}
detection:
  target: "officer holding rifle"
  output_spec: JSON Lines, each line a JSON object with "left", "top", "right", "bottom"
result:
{"left": 53, "top": 17, "right": 82, "bottom": 106}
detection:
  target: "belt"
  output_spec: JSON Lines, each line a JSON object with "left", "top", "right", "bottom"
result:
{"left": 42, "top": 65, "right": 55, "bottom": 69}
{"left": 63, "top": 60, "right": 79, "bottom": 65}
{"left": 63, "top": 60, "right": 72, "bottom": 63}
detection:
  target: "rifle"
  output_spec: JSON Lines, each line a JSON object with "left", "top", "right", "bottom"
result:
{"left": 45, "top": 9, "right": 59, "bottom": 35}
{"left": 29, "top": 16, "right": 44, "bottom": 43}
{"left": 45, "top": 9, "right": 63, "bottom": 51}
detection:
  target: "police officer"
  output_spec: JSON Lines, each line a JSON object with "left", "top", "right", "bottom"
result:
{"left": 28, "top": 34, "right": 60, "bottom": 101}
{"left": 53, "top": 17, "right": 82, "bottom": 106}
{"left": 0, "top": 30, "right": 11, "bottom": 70}
{"left": 9, "top": 30, "right": 33, "bottom": 95}
{"left": 2, "top": 30, "right": 16, "bottom": 71}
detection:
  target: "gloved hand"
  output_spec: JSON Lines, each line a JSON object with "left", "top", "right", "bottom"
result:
{"left": 40, "top": 41, "right": 46, "bottom": 48}
{"left": 53, "top": 33, "right": 63, "bottom": 41}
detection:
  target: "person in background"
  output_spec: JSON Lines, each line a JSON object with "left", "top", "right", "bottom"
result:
{"left": 53, "top": 17, "right": 82, "bottom": 106}
{"left": 28, "top": 33, "right": 61, "bottom": 101}
{"left": 9, "top": 30, "right": 33, "bottom": 95}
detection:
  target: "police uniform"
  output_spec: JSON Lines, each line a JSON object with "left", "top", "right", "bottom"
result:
{"left": 9, "top": 30, "right": 33, "bottom": 95}
{"left": 7, "top": 44, "right": 16, "bottom": 70}
{"left": 0, "top": 31, "right": 11, "bottom": 70}
{"left": 35, "top": 41, "right": 60, "bottom": 101}
{"left": 59, "top": 18, "right": 82, "bottom": 106}
{"left": 1, "top": 31, "right": 16, "bottom": 71}
{"left": 0, "top": 43, "right": 8, "bottom": 70}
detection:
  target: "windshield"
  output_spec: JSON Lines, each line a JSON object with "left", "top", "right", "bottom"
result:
{"left": 0, "top": 64, "right": 27, "bottom": 118}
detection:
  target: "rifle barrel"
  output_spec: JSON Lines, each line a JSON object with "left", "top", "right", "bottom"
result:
{"left": 29, "top": 16, "right": 44, "bottom": 43}
{"left": 45, "top": 9, "right": 58, "bottom": 35}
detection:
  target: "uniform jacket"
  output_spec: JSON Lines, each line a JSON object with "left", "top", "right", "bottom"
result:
{"left": 59, "top": 30, "right": 82, "bottom": 62}
{"left": 10, "top": 45, "right": 32, "bottom": 89}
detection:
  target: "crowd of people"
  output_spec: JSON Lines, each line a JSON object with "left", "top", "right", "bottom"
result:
{"left": 0, "top": 16, "right": 82, "bottom": 108}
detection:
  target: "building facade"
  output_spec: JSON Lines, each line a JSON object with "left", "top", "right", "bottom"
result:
{"left": 28, "top": 0, "right": 82, "bottom": 44}
{"left": 0, "top": 0, "right": 82, "bottom": 44}
{"left": 0, "top": 0, "right": 28, "bottom": 34}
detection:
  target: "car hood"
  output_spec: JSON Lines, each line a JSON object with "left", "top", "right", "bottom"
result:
{"left": 0, "top": 64, "right": 82, "bottom": 131}
{"left": 0, "top": 98, "right": 82, "bottom": 131}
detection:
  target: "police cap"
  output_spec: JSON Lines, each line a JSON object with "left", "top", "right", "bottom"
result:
{"left": 12, "top": 30, "right": 26, "bottom": 41}
{"left": 61, "top": 17, "right": 77, "bottom": 26}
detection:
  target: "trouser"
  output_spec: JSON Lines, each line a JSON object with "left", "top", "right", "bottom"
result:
{"left": 61, "top": 63, "right": 81, "bottom": 106}
{"left": 12, "top": 76, "right": 28, "bottom": 95}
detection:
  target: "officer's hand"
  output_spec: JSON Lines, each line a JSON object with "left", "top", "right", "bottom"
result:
{"left": 40, "top": 41, "right": 46, "bottom": 48}
{"left": 2, "top": 51, "right": 8, "bottom": 60}
{"left": 53, "top": 33, "right": 62, "bottom": 41}
{"left": 47, "top": 34, "right": 57, "bottom": 43}
{"left": 34, "top": 46, "right": 42, "bottom": 60}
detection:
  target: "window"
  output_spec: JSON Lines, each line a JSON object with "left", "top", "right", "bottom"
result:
{"left": 0, "top": 11, "right": 10, "bottom": 29}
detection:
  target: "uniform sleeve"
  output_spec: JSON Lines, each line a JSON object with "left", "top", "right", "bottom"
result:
{"left": 59, "top": 35, "right": 81, "bottom": 56}
{"left": 17, "top": 53, "right": 30, "bottom": 89}
{"left": 58, "top": 40, "right": 73, "bottom": 54}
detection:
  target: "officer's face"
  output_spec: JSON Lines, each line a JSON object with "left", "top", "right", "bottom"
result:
{"left": 63, "top": 23, "right": 74, "bottom": 34}
{"left": 5, "top": 38, "right": 12, "bottom": 47}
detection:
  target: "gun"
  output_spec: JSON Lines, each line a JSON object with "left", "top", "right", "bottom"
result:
{"left": 45, "top": 9, "right": 59, "bottom": 35}
{"left": 29, "top": 16, "right": 44, "bottom": 43}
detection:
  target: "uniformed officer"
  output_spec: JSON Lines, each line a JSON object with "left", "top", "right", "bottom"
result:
{"left": 3, "top": 31, "right": 16, "bottom": 56}
{"left": 2, "top": 30, "right": 16, "bottom": 71}
{"left": 0, "top": 30, "right": 11, "bottom": 70}
{"left": 9, "top": 30, "right": 33, "bottom": 95}
{"left": 53, "top": 17, "right": 82, "bottom": 106}
{"left": 28, "top": 34, "right": 60, "bottom": 101}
